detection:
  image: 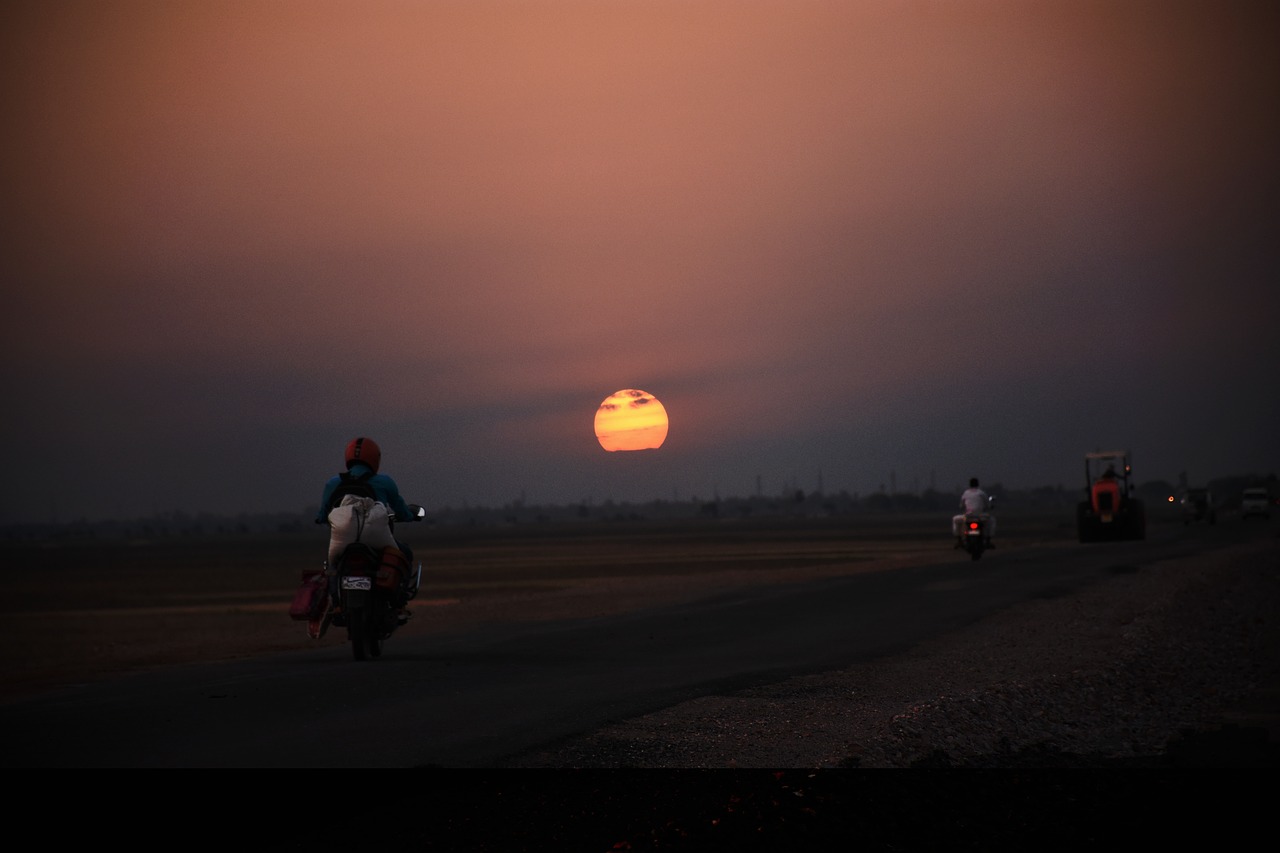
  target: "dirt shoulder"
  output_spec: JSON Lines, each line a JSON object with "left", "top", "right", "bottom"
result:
{"left": 510, "top": 538, "right": 1280, "bottom": 768}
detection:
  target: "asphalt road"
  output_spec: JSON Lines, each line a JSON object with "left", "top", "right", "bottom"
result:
{"left": 3, "top": 518, "right": 1230, "bottom": 769}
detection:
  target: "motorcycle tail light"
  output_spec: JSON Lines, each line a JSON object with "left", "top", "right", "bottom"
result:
{"left": 968, "top": 521, "right": 979, "bottom": 530}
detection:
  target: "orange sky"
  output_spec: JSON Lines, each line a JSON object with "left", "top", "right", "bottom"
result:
{"left": 3, "top": 0, "right": 1278, "bottom": 521}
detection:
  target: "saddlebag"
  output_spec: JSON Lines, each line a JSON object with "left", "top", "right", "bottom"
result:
{"left": 375, "top": 547, "right": 410, "bottom": 592}
{"left": 289, "top": 569, "right": 329, "bottom": 621}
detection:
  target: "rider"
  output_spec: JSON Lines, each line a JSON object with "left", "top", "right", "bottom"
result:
{"left": 317, "top": 437, "right": 417, "bottom": 622}
{"left": 952, "top": 477, "right": 996, "bottom": 549}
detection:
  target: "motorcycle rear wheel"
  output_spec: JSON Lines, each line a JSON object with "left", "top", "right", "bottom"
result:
{"left": 348, "top": 605, "right": 369, "bottom": 661}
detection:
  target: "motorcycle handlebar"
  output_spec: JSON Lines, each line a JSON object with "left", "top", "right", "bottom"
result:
{"left": 315, "top": 503, "right": 427, "bottom": 523}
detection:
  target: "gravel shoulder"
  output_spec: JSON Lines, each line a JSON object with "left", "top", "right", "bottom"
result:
{"left": 510, "top": 537, "right": 1280, "bottom": 768}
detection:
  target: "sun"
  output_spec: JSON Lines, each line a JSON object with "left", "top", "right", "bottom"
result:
{"left": 594, "top": 389, "right": 669, "bottom": 452}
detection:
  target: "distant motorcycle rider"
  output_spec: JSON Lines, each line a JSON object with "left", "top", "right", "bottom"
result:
{"left": 952, "top": 477, "right": 996, "bottom": 549}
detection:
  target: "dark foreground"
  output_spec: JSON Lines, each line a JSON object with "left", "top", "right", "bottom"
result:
{"left": 7, "top": 510, "right": 1279, "bottom": 846}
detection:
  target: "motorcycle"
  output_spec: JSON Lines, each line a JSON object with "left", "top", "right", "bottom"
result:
{"left": 302, "top": 503, "right": 426, "bottom": 660}
{"left": 957, "top": 496, "right": 994, "bottom": 561}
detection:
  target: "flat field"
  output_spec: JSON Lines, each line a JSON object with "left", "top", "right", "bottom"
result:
{"left": 0, "top": 510, "right": 1088, "bottom": 701}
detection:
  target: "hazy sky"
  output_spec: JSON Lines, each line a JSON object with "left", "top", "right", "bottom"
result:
{"left": 4, "top": 0, "right": 1278, "bottom": 523}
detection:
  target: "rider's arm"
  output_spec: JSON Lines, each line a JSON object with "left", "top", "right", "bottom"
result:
{"left": 375, "top": 474, "right": 414, "bottom": 521}
{"left": 315, "top": 477, "right": 339, "bottom": 523}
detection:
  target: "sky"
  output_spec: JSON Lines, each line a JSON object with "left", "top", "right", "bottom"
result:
{"left": 3, "top": 0, "right": 1278, "bottom": 524}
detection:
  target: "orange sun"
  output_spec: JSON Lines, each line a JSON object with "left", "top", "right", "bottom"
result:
{"left": 594, "top": 389, "right": 669, "bottom": 452}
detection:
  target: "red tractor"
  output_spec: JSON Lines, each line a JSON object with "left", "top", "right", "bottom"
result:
{"left": 1076, "top": 450, "right": 1146, "bottom": 543}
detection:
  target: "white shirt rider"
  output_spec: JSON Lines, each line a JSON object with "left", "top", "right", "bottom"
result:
{"left": 960, "top": 485, "right": 989, "bottom": 515}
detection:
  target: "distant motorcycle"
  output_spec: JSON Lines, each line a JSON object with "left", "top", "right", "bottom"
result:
{"left": 956, "top": 495, "right": 994, "bottom": 561}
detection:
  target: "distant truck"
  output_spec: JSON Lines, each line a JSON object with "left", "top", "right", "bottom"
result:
{"left": 1076, "top": 450, "right": 1146, "bottom": 542}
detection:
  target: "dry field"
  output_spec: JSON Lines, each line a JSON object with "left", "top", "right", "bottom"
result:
{"left": 1, "top": 512, "right": 1078, "bottom": 702}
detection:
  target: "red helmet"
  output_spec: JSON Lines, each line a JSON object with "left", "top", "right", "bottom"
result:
{"left": 344, "top": 437, "right": 381, "bottom": 473}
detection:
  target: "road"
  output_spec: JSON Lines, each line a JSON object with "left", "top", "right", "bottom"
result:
{"left": 0, "top": 521, "right": 1230, "bottom": 767}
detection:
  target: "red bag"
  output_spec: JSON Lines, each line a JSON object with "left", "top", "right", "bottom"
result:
{"left": 289, "top": 569, "right": 329, "bottom": 621}
{"left": 375, "top": 547, "right": 409, "bottom": 592}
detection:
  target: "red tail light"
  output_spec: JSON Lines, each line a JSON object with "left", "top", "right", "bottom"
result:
{"left": 968, "top": 521, "right": 979, "bottom": 530}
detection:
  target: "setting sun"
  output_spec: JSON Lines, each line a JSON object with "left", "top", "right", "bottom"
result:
{"left": 594, "top": 389, "right": 669, "bottom": 452}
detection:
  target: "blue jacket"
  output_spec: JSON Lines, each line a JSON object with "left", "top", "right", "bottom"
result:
{"left": 316, "top": 463, "right": 414, "bottom": 524}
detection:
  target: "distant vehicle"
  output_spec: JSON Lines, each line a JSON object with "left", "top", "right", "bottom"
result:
{"left": 1076, "top": 450, "right": 1146, "bottom": 542}
{"left": 1241, "top": 487, "right": 1271, "bottom": 520}
{"left": 956, "top": 495, "right": 994, "bottom": 562}
{"left": 1180, "top": 488, "right": 1216, "bottom": 526}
